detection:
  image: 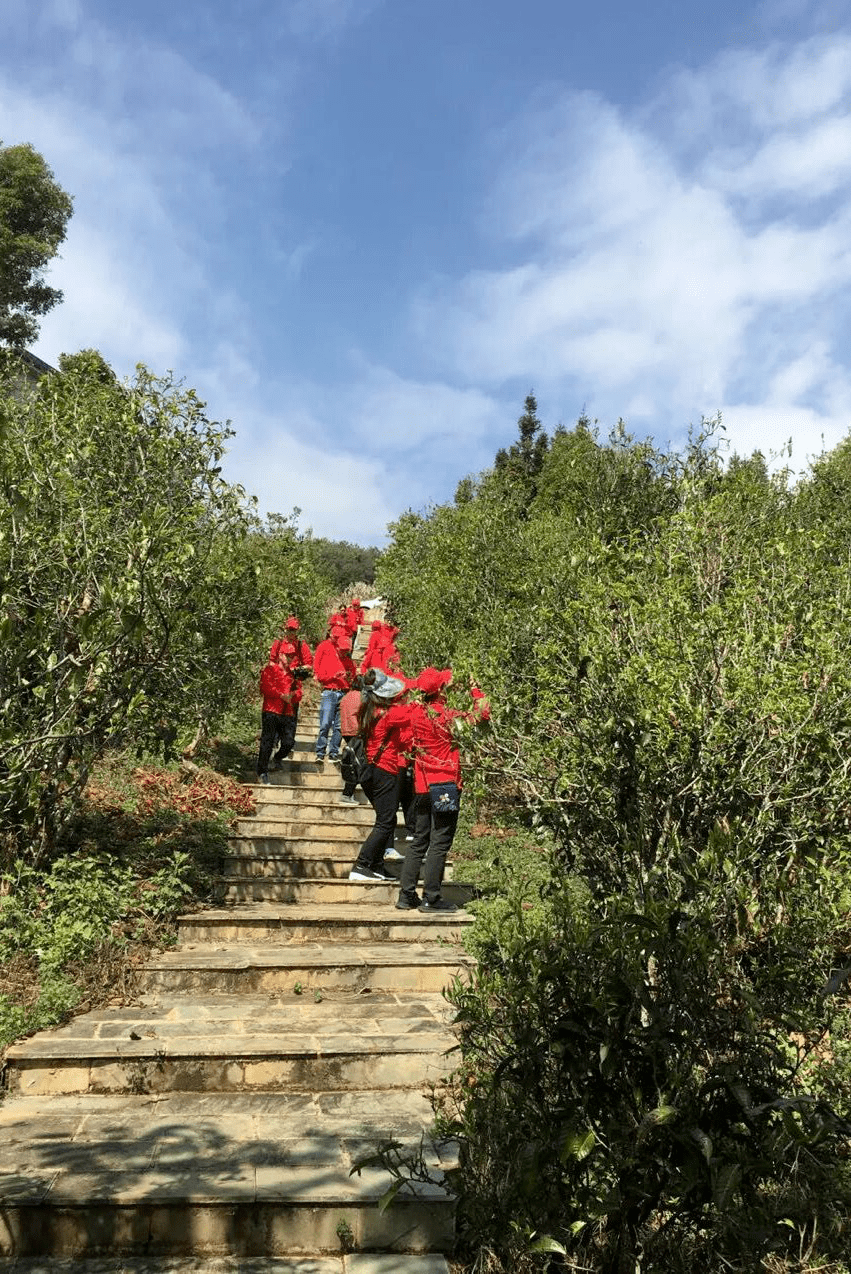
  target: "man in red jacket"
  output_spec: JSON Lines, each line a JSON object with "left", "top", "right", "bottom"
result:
{"left": 313, "top": 631, "right": 355, "bottom": 761}
{"left": 256, "top": 648, "right": 297, "bottom": 783}
{"left": 275, "top": 616, "right": 313, "bottom": 754}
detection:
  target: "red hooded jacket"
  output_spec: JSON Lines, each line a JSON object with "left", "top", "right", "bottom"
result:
{"left": 409, "top": 688, "right": 489, "bottom": 792}
{"left": 313, "top": 639, "right": 354, "bottom": 690}
{"left": 260, "top": 661, "right": 297, "bottom": 716}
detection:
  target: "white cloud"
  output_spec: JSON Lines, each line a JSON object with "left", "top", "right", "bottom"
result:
{"left": 705, "top": 116, "right": 851, "bottom": 198}
{"left": 345, "top": 364, "right": 501, "bottom": 453}
{"left": 415, "top": 31, "right": 851, "bottom": 471}
{"left": 225, "top": 407, "right": 399, "bottom": 543}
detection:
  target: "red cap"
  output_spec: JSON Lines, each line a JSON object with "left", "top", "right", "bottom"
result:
{"left": 412, "top": 667, "right": 452, "bottom": 696}
{"left": 285, "top": 616, "right": 299, "bottom": 630}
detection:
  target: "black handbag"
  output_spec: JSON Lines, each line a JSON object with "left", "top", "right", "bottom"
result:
{"left": 428, "top": 781, "right": 460, "bottom": 813}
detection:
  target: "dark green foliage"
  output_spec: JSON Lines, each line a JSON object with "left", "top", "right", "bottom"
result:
{"left": 0, "top": 141, "right": 73, "bottom": 346}
{"left": 304, "top": 536, "right": 382, "bottom": 591}
{"left": 376, "top": 398, "right": 851, "bottom": 1272}
{"left": 493, "top": 391, "right": 549, "bottom": 513}
{"left": 0, "top": 351, "right": 326, "bottom": 866}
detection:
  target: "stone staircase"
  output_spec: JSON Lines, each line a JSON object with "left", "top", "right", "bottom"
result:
{"left": 1, "top": 695, "right": 474, "bottom": 1272}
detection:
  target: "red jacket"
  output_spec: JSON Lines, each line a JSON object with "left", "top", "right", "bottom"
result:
{"left": 313, "top": 639, "right": 354, "bottom": 690}
{"left": 410, "top": 690, "right": 490, "bottom": 792}
{"left": 367, "top": 702, "right": 414, "bottom": 774}
{"left": 260, "top": 662, "right": 297, "bottom": 715}
{"left": 345, "top": 603, "right": 364, "bottom": 636}
{"left": 277, "top": 636, "right": 312, "bottom": 704}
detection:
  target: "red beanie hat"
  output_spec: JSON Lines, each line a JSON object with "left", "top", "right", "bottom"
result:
{"left": 285, "top": 616, "right": 300, "bottom": 630}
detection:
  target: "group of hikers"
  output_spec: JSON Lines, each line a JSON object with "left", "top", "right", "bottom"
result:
{"left": 256, "top": 601, "right": 490, "bottom": 913}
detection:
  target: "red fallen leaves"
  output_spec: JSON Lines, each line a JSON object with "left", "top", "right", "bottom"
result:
{"left": 87, "top": 767, "right": 255, "bottom": 820}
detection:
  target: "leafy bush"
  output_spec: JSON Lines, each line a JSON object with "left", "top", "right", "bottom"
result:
{"left": 0, "top": 755, "right": 250, "bottom": 1051}
{"left": 377, "top": 411, "right": 851, "bottom": 1272}
{"left": 0, "top": 352, "right": 326, "bottom": 867}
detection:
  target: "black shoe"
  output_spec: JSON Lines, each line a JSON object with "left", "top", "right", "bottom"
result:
{"left": 418, "top": 897, "right": 458, "bottom": 913}
{"left": 395, "top": 891, "right": 421, "bottom": 910}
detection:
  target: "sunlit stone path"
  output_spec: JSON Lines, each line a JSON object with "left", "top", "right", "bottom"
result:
{"left": 1, "top": 660, "right": 474, "bottom": 1272}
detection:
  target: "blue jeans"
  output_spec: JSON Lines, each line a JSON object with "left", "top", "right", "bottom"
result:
{"left": 316, "top": 689, "right": 344, "bottom": 759}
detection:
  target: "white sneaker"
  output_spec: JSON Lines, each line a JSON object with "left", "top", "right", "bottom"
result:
{"left": 384, "top": 847, "right": 405, "bottom": 861}
{"left": 338, "top": 794, "right": 357, "bottom": 804}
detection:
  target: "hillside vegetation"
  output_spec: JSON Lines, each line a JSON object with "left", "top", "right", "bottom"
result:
{"left": 377, "top": 399, "right": 851, "bottom": 1272}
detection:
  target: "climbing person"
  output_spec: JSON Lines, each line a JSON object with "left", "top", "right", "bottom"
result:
{"left": 313, "top": 629, "right": 355, "bottom": 762}
{"left": 344, "top": 598, "right": 365, "bottom": 639}
{"left": 348, "top": 675, "right": 411, "bottom": 881}
{"left": 338, "top": 674, "right": 364, "bottom": 804}
{"left": 256, "top": 646, "right": 297, "bottom": 783}
{"left": 271, "top": 618, "right": 312, "bottom": 765}
{"left": 396, "top": 667, "right": 490, "bottom": 912}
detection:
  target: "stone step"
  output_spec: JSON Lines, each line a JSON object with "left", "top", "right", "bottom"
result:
{"left": 221, "top": 851, "right": 440, "bottom": 880}
{"left": 0, "top": 1258, "right": 451, "bottom": 1274}
{"left": 5, "top": 991, "right": 456, "bottom": 1097}
{"left": 252, "top": 775, "right": 369, "bottom": 793}
{"left": 215, "top": 878, "right": 399, "bottom": 905}
{"left": 0, "top": 1091, "right": 455, "bottom": 1258}
{"left": 227, "top": 835, "right": 367, "bottom": 857}
{"left": 234, "top": 821, "right": 381, "bottom": 843}
{"left": 239, "top": 804, "right": 379, "bottom": 828}
{"left": 281, "top": 758, "right": 349, "bottom": 775}
{"left": 241, "top": 799, "right": 383, "bottom": 822}
{"left": 175, "top": 906, "right": 474, "bottom": 947}
{"left": 141, "top": 941, "right": 471, "bottom": 995}
{"left": 214, "top": 878, "right": 470, "bottom": 906}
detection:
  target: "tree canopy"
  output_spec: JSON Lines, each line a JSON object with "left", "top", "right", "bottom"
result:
{"left": 0, "top": 350, "right": 328, "bottom": 865}
{"left": 0, "top": 141, "right": 73, "bottom": 347}
{"left": 377, "top": 406, "right": 851, "bottom": 1271}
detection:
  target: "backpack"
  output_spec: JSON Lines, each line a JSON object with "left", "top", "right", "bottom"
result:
{"left": 340, "top": 736, "right": 371, "bottom": 787}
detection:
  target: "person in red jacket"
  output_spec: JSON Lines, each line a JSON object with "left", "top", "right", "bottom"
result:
{"left": 313, "top": 631, "right": 355, "bottom": 761}
{"left": 344, "top": 598, "right": 365, "bottom": 638}
{"left": 348, "top": 675, "right": 412, "bottom": 881}
{"left": 256, "top": 647, "right": 297, "bottom": 783}
{"left": 275, "top": 616, "right": 313, "bottom": 752}
{"left": 360, "top": 622, "right": 402, "bottom": 676}
{"left": 396, "top": 667, "right": 490, "bottom": 912}
{"left": 338, "top": 674, "right": 364, "bottom": 803}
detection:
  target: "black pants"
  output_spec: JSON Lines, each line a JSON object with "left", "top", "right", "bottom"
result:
{"left": 341, "top": 734, "right": 357, "bottom": 797}
{"left": 354, "top": 765, "right": 400, "bottom": 872}
{"left": 257, "top": 710, "right": 283, "bottom": 774}
{"left": 398, "top": 765, "right": 416, "bottom": 832}
{"left": 271, "top": 713, "right": 297, "bottom": 763}
{"left": 399, "top": 791, "right": 460, "bottom": 904}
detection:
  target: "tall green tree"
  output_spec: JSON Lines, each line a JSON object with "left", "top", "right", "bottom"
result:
{"left": 0, "top": 350, "right": 264, "bottom": 864}
{"left": 0, "top": 142, "right": 73, "bottom": 347}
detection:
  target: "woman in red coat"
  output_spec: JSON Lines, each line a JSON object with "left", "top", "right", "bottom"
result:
{"left": 348, "top": 676, "right": 412, "bottom": 881}
{"left": 396, "top": 667, "right": 489, "bottom": 912}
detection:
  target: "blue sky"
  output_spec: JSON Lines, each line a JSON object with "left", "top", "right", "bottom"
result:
{"left": 3, "top": 0, "right": 851, "bottom": 542}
